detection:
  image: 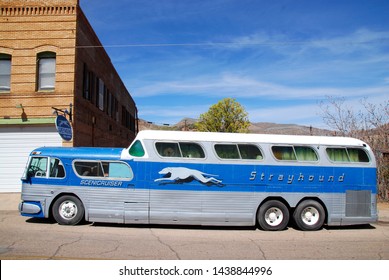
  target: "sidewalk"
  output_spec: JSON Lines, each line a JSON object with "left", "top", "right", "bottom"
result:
{"left": 1, "top": 193, "right": 389, "bottom": 222}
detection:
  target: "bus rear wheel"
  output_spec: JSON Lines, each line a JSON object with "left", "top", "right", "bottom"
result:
{"left": 293, "top": 200, "right": 325, "bottom": 231}
{"left": 257, "top": 200, "right": 289, "bottom": 231}
{"left": 52, "top": 195, "right": 84, "bottom": 225}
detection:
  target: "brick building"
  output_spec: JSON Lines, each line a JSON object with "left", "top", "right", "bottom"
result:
{"left": 0, "top": 0, "right": 138, "bottom": 192}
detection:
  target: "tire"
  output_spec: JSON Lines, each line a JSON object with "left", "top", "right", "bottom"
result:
{"left": 293, "top": 200, "right": 325, "bottom": 231}
{"left": 257, "top": 200, "right": 289, "bottom": 231}
{"left": 52, "top": 195, "right": 84, "bottom": 225}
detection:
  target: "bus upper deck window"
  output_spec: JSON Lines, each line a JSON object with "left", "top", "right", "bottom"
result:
{"left": 327, "top": 148, "right": 349, "bottom": 162}
{"left": 294, "top": 146, "right": 318, "bottom": 161}
{"left": 326, "top": 147, "right": 370, "bottom": 163}
{"left": 238, "top": 144, "right": 263, "bottom": 160}
{"left": 156, "top": 142, "right": 181, "bottom": 157}
{"left": 215, "top": 144, "right": 240, "bottom": 159}
{"left": 180, "top": 143, "right": 205, "bottom": 158}
{"left": 347, "top": 148, "right": 370, "bottom": 163}
{"left": 215, "top": 144, "right": 262, "bottom": 160}
{"left": 129, "top": 140, "right": 145, "bottom": 157}
{"left": 272, "top": 146, "right": 297, "bottom": 161}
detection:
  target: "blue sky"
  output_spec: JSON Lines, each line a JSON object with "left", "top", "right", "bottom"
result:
{"left": 80, "top": 0, "right": 389, "bottom": 128}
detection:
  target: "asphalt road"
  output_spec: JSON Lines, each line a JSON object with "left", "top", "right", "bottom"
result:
{"left": 1, "top": 195, "right": 389, "bottom": 260}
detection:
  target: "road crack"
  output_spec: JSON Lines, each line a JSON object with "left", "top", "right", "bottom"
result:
{"left": 49, "top": 236, "right": 82, "bottom": 260}
{"left": 150, "top": 229, "right": 181, "bottom": 260}
{"left": 248, "top": 238, "right": 267, "bottom": 259}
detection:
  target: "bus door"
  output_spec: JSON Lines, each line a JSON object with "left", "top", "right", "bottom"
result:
{"left": 120, "top": 161, "right": 149, "bottom": 224}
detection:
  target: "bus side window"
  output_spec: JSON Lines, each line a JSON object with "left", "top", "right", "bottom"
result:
{"left": 294, "top": 146, "right": 318, "bottom": 161}
{"left": 49, "top": 158, "right": 65, "bottom": 178}
{"left": 156, "top": 142, "right": 181, "bottom": 157}
{"left": 102, "top": 161, "right": 134, "bottom": 179}
{"left": 28, "top": 157, "right": 48, "bottom": 177}
{"left": 272, "top": 146, "right": 297, "bottom": 161}
{"left": 238, "top": 144, "right": 263, "bottom": 160}
{"left": 215, "top": 144, "right": 240, "bottom": 159}
{"left": 327, "top": 148, "right": 348, "bottom": 162}
{"left": 74, "top": 161, "right": 104, "bottom": 177}
{"left": 180, "top": 142, "right": 205, "bottom": 158}
{"left": 347, "top": 148, "right": 370, "bottom": 163}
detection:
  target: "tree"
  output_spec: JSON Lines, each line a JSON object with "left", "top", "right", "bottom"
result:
{"left": 319, "top": 96, "right": 389, "bottom": 201}
{"left": 196, "top": 98, "right": 250, "bottom": 133}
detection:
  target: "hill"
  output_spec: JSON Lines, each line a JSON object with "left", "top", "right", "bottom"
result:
{"left": 139, "top": 118, "right": 332, "bottom": 136}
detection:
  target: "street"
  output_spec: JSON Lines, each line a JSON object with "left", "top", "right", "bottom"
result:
{"left": 1, "top": 201, "right": 389, "bottom": 260}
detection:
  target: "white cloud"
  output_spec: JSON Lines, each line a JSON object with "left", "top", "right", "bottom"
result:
{"left": 132, "top": 72, "right": 389, "bottom": 100}
{"left": 226, "top": 28, "right": 389, "bottom": 55}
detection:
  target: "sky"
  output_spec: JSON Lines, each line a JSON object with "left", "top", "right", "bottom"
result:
{"left": 80, "top": 0, "right": 389, "bottom": 129}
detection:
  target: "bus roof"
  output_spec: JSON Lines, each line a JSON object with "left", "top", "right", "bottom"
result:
{"left": 30, "top": 147, "right": 124, "bottom": 160}
{"left": 134, "top": 130, "right": 368, "bottom": 147}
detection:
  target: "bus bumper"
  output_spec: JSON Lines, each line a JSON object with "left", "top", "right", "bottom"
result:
{"left": 19, "top": 201, "right": 44, "bottom": 218}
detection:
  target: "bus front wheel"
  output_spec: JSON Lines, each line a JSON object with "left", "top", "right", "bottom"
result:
{"left": 257, "top": 200, "right": 289, "bottom": 231}
{"left": 293, "top": 200, "right": 325, "bottom": 231}
{"left": 52, "top": 195, "right": 84, "bottom": 225}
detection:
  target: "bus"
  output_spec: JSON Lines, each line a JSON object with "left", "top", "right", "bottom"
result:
{"left": 18, "top": 130, "right": 378, "bottom": 231}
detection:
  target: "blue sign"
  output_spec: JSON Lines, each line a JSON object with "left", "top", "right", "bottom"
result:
{"left": 55, "top": 115, "right": 72, "bottom": 141}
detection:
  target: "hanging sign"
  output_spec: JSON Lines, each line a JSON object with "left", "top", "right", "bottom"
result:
{"left": 55, "top": 115, "right": 73, "bottom": 141}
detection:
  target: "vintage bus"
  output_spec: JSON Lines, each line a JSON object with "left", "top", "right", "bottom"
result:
{"left": 18, "top": 130, "right": 378, "bottom": 231}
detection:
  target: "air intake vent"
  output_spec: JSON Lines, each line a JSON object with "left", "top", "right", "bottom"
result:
{"left": 346, "top": 190, "right": 371, "bottom": 217}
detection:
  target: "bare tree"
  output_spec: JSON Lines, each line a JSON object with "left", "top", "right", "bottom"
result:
{"left": 319, "top": 96, "right": 389, "bottom": 200}
{"left": 319, "top": 97, "right": 359, "bottom": 136}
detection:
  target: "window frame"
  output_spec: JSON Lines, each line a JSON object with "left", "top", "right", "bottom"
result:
{"left": 36, "top": 51, "right": 56, "bottom": 91}
{"left": 214, "top": 143, "right": 264, "bottom": 161}
{"left": 25, "top": 156, "right": 66, "bottom": 179}
{"left": 0, "top": 53, "right": 11, "bottom": 92}
{"left": 129, "top": 140, "right": 146, "bottom": 157}
{"left": 326, "top": 147, "right": 370, "bottom": 164}
{"left": 73, "top": 160, "right": 134, "bottom": 180}
{"left": 271, "top": 145, "right": 319, "bottom": 162}
{"left": 155, "top": 141, "right": 206, "bottom": 159}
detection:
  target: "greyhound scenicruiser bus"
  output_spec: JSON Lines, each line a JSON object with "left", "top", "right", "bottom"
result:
{"left": 18, "top": 130, "right": 378, "bottom": 231}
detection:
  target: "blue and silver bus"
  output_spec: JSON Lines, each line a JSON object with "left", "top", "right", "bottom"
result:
{"left": 19, "top": 130, "right": 378, "bottom": 231}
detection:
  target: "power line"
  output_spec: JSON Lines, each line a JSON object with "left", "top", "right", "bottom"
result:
{"left": 72, "top": 39, "right": 388, "bottom": 49}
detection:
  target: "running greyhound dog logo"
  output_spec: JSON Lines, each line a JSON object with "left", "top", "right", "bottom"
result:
{"left": 155, "top": 167, "right": 223, "bottom": 186}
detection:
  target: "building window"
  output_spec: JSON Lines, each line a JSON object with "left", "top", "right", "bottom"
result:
{"left": 37, "top": 51, "right": 56, "bottom": 91}
{"left": 98, "top": 78, "right": 104, "bottom": 111}
{"left": 82, "top": 63, "right": 91, "bottom": 101}
{"left": 0, "top": 53, "right": 11, "bottom": 92}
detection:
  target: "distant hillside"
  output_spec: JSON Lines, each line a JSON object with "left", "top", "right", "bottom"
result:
{"left": 138, "top": 118, "right": 332, "bottom": 136}
{"left": 249, "top": 122, "right": 332, "bottom": 136}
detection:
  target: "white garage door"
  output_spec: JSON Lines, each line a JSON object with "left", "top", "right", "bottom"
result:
{"left": 0, "top": 126, "right": 63, "bottom": 192}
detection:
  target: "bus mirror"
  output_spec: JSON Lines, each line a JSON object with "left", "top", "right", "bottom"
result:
{"left": 21, "top": 168, "right": 28, "bottom": 181}
{"left": 21, "top": 173, "right": 30, "bottom": 182}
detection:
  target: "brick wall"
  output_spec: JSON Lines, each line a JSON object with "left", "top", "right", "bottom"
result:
{"left": 0, "top": 0, "right": 138, "bottom": 148}
{"left": 0, "top": 0, "right": 76, "bottom": 129}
